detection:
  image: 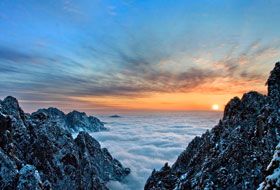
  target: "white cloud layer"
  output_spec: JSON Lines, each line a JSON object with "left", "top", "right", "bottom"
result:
{"left": 87, "top": 111, "right": 221, "bottom": 190}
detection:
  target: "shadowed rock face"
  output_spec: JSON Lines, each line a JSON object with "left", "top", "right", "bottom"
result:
{"left": 267, "top": 62, "right": 280, "bottom": 102}
{"left": 145, "top": 62, "right": 280, "bottom": 190}
{"left": 0, "top": 97, "right": 130, "bottom": 190}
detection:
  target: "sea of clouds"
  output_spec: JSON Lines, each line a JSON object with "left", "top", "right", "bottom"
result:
{"left": 89, "top": 111, "right": 221, "bottom": 190}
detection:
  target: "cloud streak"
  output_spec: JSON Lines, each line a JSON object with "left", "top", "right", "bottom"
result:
{"left": 0, "top": 46, "right": 35, "bottom": 62}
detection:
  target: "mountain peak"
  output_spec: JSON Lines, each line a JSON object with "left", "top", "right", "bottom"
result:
{"left": 2, "top": 96, "right": 20, "bottom": 109}
{"left": 1, "top": 96, "right": 25, "bottom": 121}
{"left": 65, "top": 110, "right": 106, "bottom": 132}
{"left": 267, "top": 62, "right": 280, "bottom": 99}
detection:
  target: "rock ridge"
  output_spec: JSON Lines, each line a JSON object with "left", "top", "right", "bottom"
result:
{"left": 0, "top": 97, "right": 130, "bottom": 189}
{"left": 31, "top": 106, "right": 107, "bottom": 133}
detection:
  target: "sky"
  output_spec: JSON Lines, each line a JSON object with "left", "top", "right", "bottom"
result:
{"left": 0, "top": 0, "right": 280, "bottom": 113}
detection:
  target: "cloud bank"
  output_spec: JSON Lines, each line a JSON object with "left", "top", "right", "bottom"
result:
{"left": 85, "top": 112, "right": 221, "bottom": 190}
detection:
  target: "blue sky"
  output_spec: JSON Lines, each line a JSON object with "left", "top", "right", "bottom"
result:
{"left": 0, "top": 0, "right": 280, "bottom": 112}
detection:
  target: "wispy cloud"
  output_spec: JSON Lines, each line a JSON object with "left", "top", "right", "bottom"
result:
{"left": 0, "top": 46, "right": 35, "bottom": 62}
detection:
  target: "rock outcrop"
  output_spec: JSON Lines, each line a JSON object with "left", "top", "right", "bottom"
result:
{"left": 0, "top": 97, "right": 130, "bottom": 189}
{"left": 65, "top": 110, "right": 106, "bottom": 132}
{"left": 31, "top": 107, "right": 107, "bottom": 133}
{"left": 145, "top": 62, "right": 280, "bottom": 190}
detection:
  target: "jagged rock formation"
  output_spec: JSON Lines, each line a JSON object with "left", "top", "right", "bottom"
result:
{"left": 145, "top": 62, "right": 280, "bottom": 190}
{"left": 66, "top": 110, "right": 106, "bottom": 132}
{"left": 0, "top": 97, "right": 130, "bottom": 189}
{"left": 31, "top": 107, "right": 107, "bottom": 133}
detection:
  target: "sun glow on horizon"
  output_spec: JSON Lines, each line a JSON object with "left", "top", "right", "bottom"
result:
{"left": 64, "top": 92, "right": 234, "bottom": 114}
{"left": 211, "top": 104, "right": 220, "bottom": 111}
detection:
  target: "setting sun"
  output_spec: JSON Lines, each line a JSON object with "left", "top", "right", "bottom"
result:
{"left": 212, "top": 104, "right": 220, "bottom": 111}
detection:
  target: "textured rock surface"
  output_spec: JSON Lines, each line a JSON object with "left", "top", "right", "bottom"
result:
{"left": 31, "top": 107, "right": 107, "bottom": 133}
{"left": 0, "top": 148, "right": 18, "bottom": 189}
{"left": 145, "top": 62, "right": 280, "bottom": 190}
{"left": 258, "top": 142, "right": 280, "bottom": 190}
{"left": 65, "top": 110, "right": 106, "bottom": 132}
{"left": 0, "top": 97, "right": 130, "bottom": 189}
{"left": 17, "top": 165, "right": 42, "bottom": 190}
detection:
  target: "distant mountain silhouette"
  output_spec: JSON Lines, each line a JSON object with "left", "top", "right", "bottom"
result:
{"left": 109, "top": 114, "right": 121, "bottom": 118}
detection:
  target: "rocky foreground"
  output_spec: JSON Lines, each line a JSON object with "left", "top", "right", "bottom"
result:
{"left": 0, "top": 97, "right": 130, "bottom": 189}
{"left": 145, "top": 62, "right": 280, "bottom": 190}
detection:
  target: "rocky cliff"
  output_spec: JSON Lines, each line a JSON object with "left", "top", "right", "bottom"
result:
{"left": 145, "top": 62, "right": 280, "bottom": 190}
{"left": 0, "top": 97, "right": 130, "bottom": 190}
{"left": 31, "top": 107, "right": 107, "bottom": 133}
